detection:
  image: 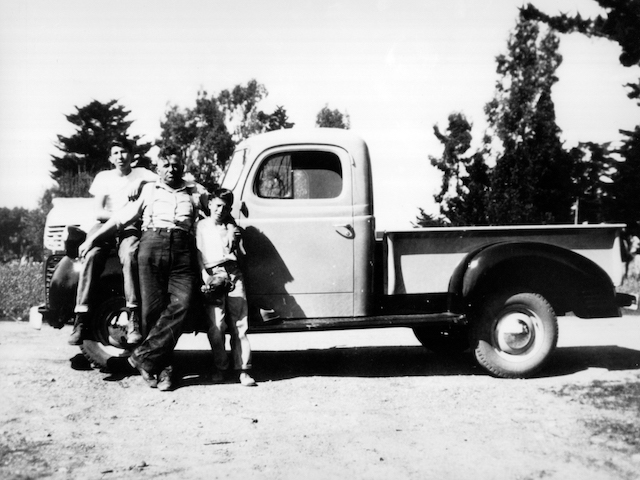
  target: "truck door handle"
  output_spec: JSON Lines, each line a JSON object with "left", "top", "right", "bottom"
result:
{"left": 334, "top": 224, "right": 355, "bottom": 239}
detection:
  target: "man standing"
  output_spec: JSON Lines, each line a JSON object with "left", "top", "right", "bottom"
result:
{"left": 79, "top": 152, "right": 208, "bottom": 391}
{"left": 69, "top": 140, "right": 157, "bottom": 346}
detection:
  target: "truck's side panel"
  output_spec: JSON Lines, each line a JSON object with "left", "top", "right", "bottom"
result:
{"left": 383, "top": 224, "right": 625, "bottom": 295}
{"left": 235, "top": 144, "right": 358, "bottom": 319}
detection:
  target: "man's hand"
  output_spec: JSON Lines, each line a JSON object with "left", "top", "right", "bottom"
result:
{"left": 78, "top": 239, "right": 92, "bottom": 258}
{"left": 127, "top": 179, "right": 146, "bottom": 200}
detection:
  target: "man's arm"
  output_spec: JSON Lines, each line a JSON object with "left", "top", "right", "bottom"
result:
{"left": 78, "top": 218, "right": 118, "bottom": 258}
{"left": 127, "top": 170, "right": 158, "bottom": 201}
{"left": 79, "top": 186, "right": 148, "bottom": 257}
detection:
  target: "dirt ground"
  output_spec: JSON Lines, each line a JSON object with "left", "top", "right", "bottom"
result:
{"left": 1, "top": 315, "right": 640, "bottom": 480}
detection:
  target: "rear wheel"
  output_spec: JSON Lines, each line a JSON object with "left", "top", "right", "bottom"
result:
{"left": 80, "top": 296, "right": 132, "bottom": 369}
{"left": 470, "top": 292, "right": 558, "bottom": 378}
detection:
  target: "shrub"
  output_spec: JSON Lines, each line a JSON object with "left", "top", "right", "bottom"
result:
{"left": 0, "top": 262, "right": 44, "bottom": 321}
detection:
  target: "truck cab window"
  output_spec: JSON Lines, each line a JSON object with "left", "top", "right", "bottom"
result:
{"left": 256, "top": 151, "right": 342, "bottom": 199}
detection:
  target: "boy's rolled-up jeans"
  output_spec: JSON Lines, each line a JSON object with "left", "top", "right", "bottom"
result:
{"left": 74, "top": 229, "right": 140, "bottom": 313}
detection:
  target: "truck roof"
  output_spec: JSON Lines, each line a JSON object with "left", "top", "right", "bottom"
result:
{"left": 237, "top": 128, "right": 369, "bottom": 157}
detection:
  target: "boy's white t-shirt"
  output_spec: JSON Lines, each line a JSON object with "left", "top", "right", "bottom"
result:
{"left": 196, "top": 218, "right": 238, "bottom": 270}
{"left": 90, "top": 167, "right": 158, "bottom": 213}
{"left": 83, "top": 167, "right": 157, "bottom": 233}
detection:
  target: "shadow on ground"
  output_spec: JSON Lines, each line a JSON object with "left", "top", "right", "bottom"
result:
{"left": 91, "top": 344, "right": 640, "bottom": 385}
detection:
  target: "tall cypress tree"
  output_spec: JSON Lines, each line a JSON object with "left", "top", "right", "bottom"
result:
{"left": 485, "top": 16, "right": 575, "bottom": 224}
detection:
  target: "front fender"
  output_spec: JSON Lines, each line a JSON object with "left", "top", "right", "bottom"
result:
{"left": 449, "top": 241, "right": 620, "bottom": 318}
{"left": 46, "top": 252, "right": 124, "bottom": 325}
{"left": 47, "top": 256, "right": 81, "bottom": 324}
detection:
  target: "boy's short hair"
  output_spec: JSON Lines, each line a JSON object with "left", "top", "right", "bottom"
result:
{"left": 213, "top": 188, "right": 234, "bottom": 206}
{"left": 113, "top": 138, "right": 136, "bottom": 154}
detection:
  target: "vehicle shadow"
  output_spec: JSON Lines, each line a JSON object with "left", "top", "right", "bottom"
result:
{"left": 540, "top": 345, "right": 640, "bottom": 378}
{"left": 98, "top": 344, "right": 640, "bottom": 384}
{"left": 173, "top": 344, "right": 640, "bottom": 384}
{"left": 174, "top": 346, "right": 481, "bottom": 385}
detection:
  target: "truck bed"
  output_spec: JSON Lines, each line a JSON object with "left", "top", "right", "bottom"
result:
{"left": 379, "top": 224, "right": 626, "bottom": 295}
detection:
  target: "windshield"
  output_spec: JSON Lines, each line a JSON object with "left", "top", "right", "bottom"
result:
{"left": 221, "top": 148, "right": 246, "bottom": 191}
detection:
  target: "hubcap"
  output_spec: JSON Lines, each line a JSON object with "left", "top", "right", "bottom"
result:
{"left": 103, "top": 310, "right": 129, "bottom": 348}
{"left": 494, "top": 310, "right": 537, "bottom": 355}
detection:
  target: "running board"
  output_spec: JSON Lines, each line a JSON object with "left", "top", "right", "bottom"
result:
{"left": 249, "top": 312, "right": 466, "bottom": 334}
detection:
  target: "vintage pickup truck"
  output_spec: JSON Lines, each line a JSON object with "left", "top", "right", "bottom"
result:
{"left": 38, "top": 128, "right": 635, "bottom": 378}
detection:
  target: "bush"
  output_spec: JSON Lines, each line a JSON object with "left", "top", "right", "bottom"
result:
{"left": 0, "top": 262, "right": 44, "bottom": 321}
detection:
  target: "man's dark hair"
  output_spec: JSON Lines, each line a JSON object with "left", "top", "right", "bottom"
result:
{"left": 158, "top": 145, "right": 184, "bottom": 161}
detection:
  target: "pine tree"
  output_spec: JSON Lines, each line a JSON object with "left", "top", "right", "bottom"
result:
{"left": 50, "top": 100, "right": 151, "bottom": 197}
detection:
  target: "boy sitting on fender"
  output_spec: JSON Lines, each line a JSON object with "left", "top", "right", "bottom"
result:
{"left": 196, "top": 188, "right": 256, "bottom": 387}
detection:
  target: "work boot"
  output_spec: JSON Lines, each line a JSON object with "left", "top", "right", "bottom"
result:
{"left": 68, "top": 313, "right": 87, "bottom": 346}
{"left": 127, "top": 309, "right": 143, "bottom": 345}
{"left": 157, "top": 366, "right": 174, "bottom": 392}
{"left": 128, "top": 355, "right": 157, "bottom": 388}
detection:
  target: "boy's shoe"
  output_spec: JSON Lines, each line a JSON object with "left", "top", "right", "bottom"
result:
{"left": 239, "top": 372, "right": 257, "bottom": 387}
{"left": 68, "top": 313, "right": 87, "bottom": 346}
{"left": 157, "top": 366, "right": 174, "bottom": 392}
{"left": 128, "top": 356, "right": 157, "bottom": 388}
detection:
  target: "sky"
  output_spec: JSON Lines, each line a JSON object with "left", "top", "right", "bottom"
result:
{"left": 1, "top": 0, "right": 638, "bottom": 229}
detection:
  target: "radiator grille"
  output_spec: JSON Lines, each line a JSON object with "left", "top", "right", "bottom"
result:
{"left": 44, "top": 254, "right": 64, "bottom": 306}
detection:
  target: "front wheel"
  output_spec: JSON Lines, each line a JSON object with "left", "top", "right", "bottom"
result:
{"left": 470, "top": 292, "right": 558, "bottom": 378}
{"left": 80, "top": 296, "right": 132, "bottom": 369}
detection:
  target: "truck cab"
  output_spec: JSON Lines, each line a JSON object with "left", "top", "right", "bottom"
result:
{"left": 223, "top": 128, "right": 375, "bottom": 320}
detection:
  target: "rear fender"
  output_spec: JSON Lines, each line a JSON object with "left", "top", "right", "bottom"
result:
{"left": 449, "top": 241, "right": 620, "bottom": 318}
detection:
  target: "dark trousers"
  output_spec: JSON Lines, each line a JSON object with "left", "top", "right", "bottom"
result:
{"left": 75, "top": 230, "right": 141, "bottom": 312}
{"left": 131, "top": 229, "right": 196, "bottom": 373}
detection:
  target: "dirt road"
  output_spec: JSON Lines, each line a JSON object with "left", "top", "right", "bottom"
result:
{"left": 2, "top": 316, "right": 640, "bottom": 479}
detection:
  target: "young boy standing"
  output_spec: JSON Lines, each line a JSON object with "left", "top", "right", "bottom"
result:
{"left": 196, "top": 188, "right": 256, "bottom": 386}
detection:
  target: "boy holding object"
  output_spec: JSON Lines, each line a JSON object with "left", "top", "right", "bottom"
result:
{"left": 196, "top": 188, "right": 256, "bottom": 387}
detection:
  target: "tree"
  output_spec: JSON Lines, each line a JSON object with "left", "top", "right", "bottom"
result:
{"left": 522, "top": 1, "right": 640, "bottom": 227}
{"left": 428, "top": 113, "right": 491, "bottom": 225}
{"left": 217, "top": 79, "right": 269, "bottom": 142}
{"left": 157, "top": 91, "right": 235, "bottom": 193}
{"left": 604, "top": 126, "right": 640, "bottom": 225}
{"left": 571, "top": 142, "right": 616, "bottom": 224}
{"left": 414, "top": 209, "right": 447, "bottom": 227}
{"left": 50, "top": 100, "right": 152, "bottom": 196}
{"left": 484, "top": 17, "right": 575, "bottom": 224}
{"left": 257, "top": 105, "right": 294, "bottom": 132}
{"left": 521, "top": 1, "right": 640, "bottom": 67}
{"left": 430, "top": 113, "right": 473, "bottom": 205}
{"left": 316, "top": 105, "right": 351, "bottom": 129}
{"left": 0, "top": 207, "right": 44, "bottom": 262}
{"left": 157, "top": 81, "right": 295, "bottom": 192}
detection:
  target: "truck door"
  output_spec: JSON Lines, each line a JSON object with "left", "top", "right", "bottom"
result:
{"left": 238, "top": 145, "right": 355, "bottom": 319}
